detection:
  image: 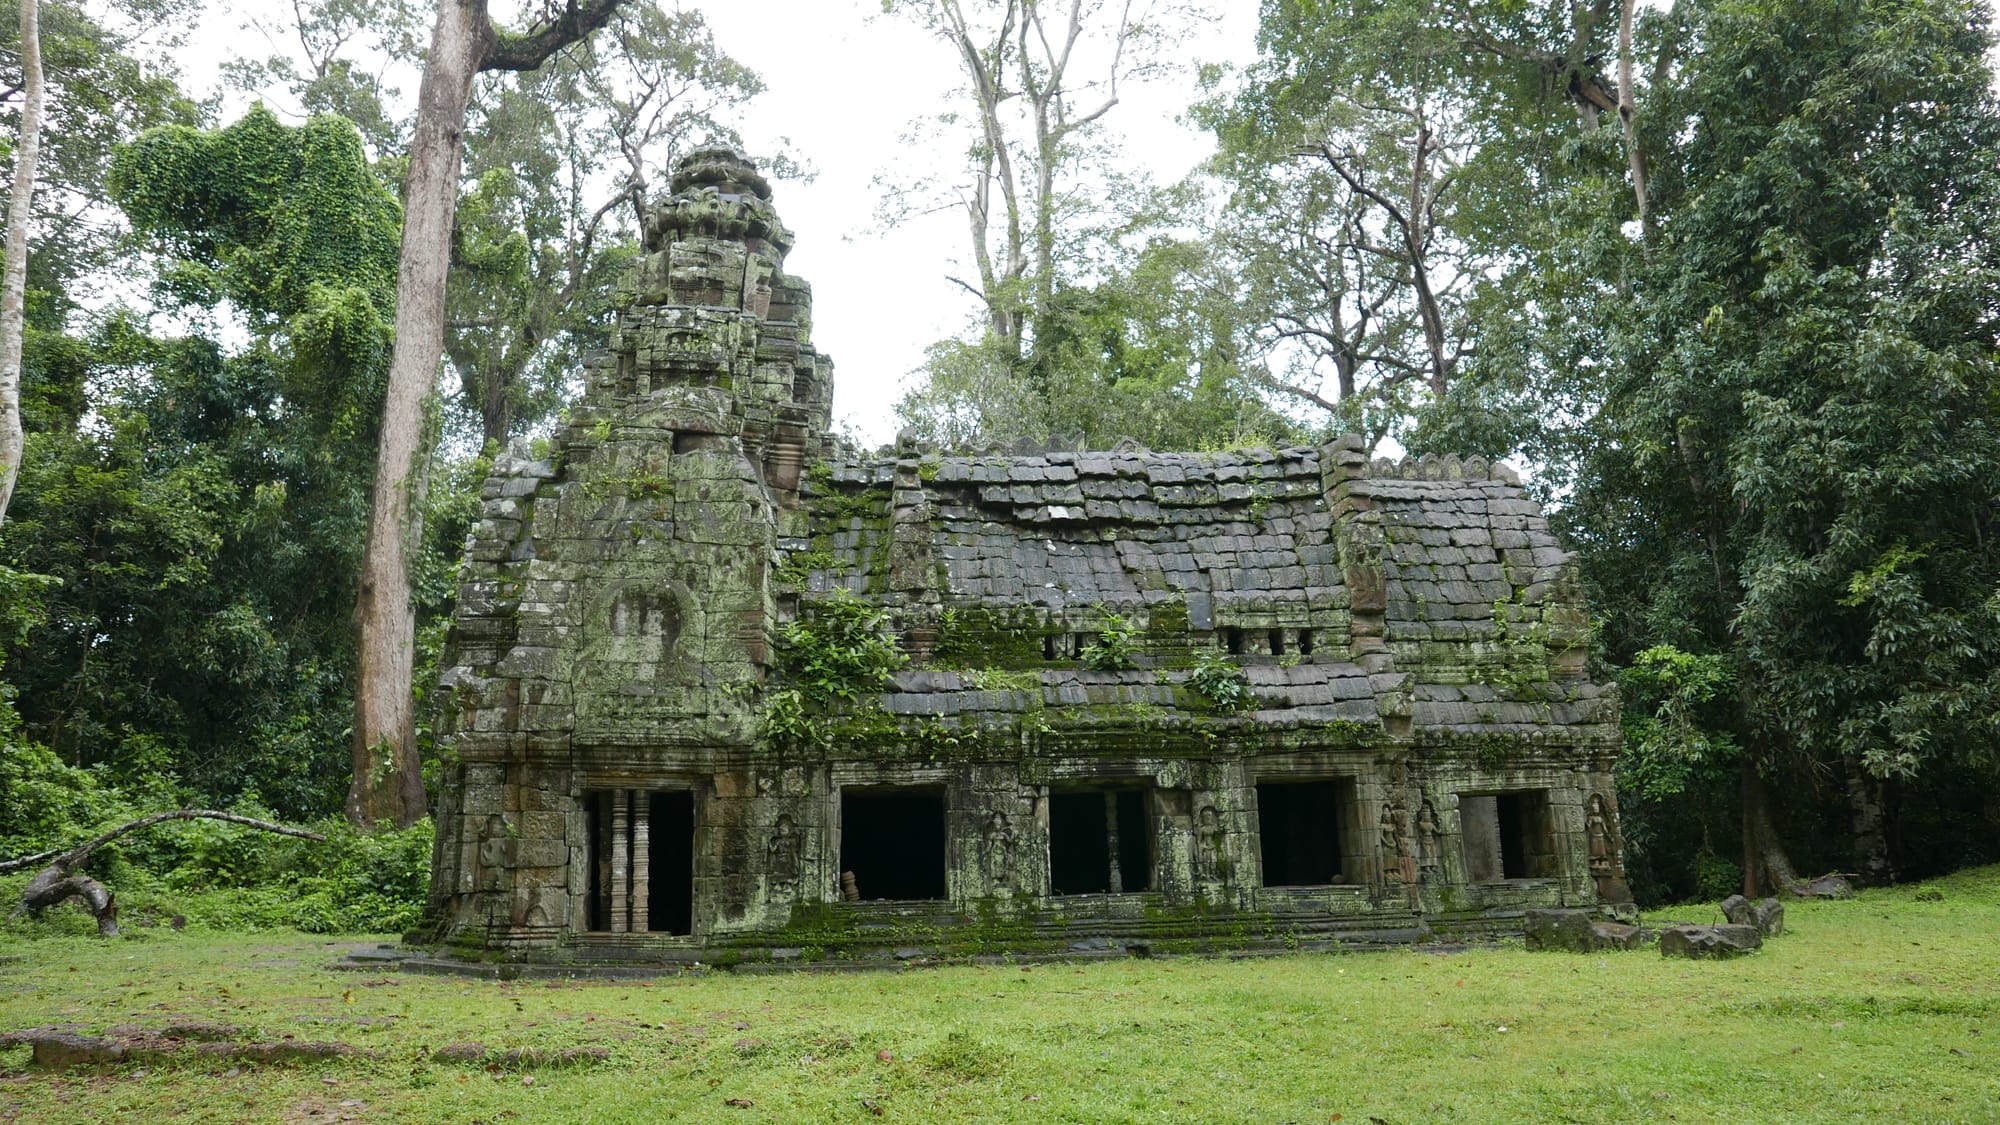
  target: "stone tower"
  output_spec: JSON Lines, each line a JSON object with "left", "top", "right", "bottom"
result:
{"left": 429, "top": 148, "right": 834, "bottom": 948}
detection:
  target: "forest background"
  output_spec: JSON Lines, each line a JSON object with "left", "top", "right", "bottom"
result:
{"left": 2, "top": 0, "right": 1998, "bottom": 934}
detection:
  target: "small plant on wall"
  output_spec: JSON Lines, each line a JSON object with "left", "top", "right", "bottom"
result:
{"left": 764, "top": 589, "right": 907, "bottom": 749}
{"left": 1081, "top": 613, "right": 1138, "bottom": 671}
{"left": 1188, "top": 648, "right": 1254, "bottom": 711}
{"left": 778, "top": 589, "right": 906, "bottom": 703}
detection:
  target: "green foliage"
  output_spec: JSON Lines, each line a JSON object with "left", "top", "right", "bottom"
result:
{"left": 1186, "top": 648, "right": 1253, "bottom": 712}
{"left": 0, "top": 744, "right": 132, "bottom": 861}
{"left": 1, "top": 108, "right": 404, "bottom": 816}
{"left": 159, "top": 815, "right": 434, "bottom": 934}
{"left": 0, "top": 753, "right": 432, "bottom": 936}
{"left": 1079, "top": 613, "right": 1137, "bottom": 672}
{"left": 1693, "top": 851, "right": 1746, "bottom": 903}
{"left": 896, "top": 234, "right": 1301, "bottom": 450}
{"left": 1579, "top": 0, "right": 2000, "bottom": 777}
{"left": 778, "top": 590, "right": 908, "bottom": 705}
{"left": 765, "top": 591, "right": 908, "bottom": 750}
{"left": 1618, "top": 646, "right": 1742, "bottom": 801}
{"left": 112, "top": 106, "right": 401, "bottom": 335}
{"left": 774, "top": 548, "right": 837, "bottom": 590}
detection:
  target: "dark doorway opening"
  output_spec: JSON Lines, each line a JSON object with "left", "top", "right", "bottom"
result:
{"left": 1258, "top": 779, "right": 1349, "bottom": 886}
{"left": 648, "top": 791, "right": 694, "bottom": 934}
{"left": 839, "top": 789, "right": 946, "bottom": 900}
{"left": 1461, "top": 790, "right": 1554, "bottom": 881}
{"left": 586, "top": 788, "right": 694, "bottom": 934}
{"left": 1050, "top": 789, "right": 1151, "bottom": 894}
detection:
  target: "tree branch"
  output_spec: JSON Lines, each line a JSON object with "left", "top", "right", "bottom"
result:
{"left": 483, "top": 0, "right": 624, "bottom": 72}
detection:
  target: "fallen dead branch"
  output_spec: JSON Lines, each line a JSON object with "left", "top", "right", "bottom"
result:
{"left": 3, "top": 809, "right": 325, "bottom": 937}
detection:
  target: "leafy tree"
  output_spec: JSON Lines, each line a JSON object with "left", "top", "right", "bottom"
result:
{"left": 880, "top": 0, "right": 1276, "bottom": 449}
{"left": 898, "top": 228, "right": 1299, "bottom": 448}
{"left": 1, "top": 108, "right": 400, "bottom": 815}
{"left": 1569, "top": 0, "right": 2000, "bottom": 889}
{"left": 1203, "top": 0, "right": 1650, "bottom": 449}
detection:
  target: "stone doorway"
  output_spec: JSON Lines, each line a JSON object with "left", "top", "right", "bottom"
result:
{"left": 1048, "top": 788, "right": 1152, "bottom": 895}
{"left": 585, "top": 789, "right": 694, "bottom": 934}
{"left": 1459, "top": 790, "right": 1556, "bottom": 881}
{"left": 838, "top": 789, "right": 947, "bottom": 901}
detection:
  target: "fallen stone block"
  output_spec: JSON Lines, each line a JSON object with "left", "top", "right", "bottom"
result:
{"left": 1659, "top": 923, "right": 1762, "bottom": 959}
{"left": 22, "top": 1031, "right": 125, "bottom": 1070}
{"left": 1796, "top": 874, "right": 1854, "bottom": 899}
{"left": 1719, "top": 894, "right": 1753, "bottom": 926}
{"left": 1524, "top": 909, "right": 1644, "bottom": 953}
{"left": 1751, "top": 897, "right": 1785, "bottom": 936}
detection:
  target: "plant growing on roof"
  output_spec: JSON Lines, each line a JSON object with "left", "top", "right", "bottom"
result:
{"left": 1187, "top": 648, "right": 1254, "bottom": 712}
{"left": 777, "top": 588, "right": 907, "bottom": 704}
{"left": 1080, "top": 612, "right": 1137, "bottom": 671}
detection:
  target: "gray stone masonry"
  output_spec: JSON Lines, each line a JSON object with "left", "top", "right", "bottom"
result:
{"left": 424, "top": 149, "right": 1627, "bottom": 963}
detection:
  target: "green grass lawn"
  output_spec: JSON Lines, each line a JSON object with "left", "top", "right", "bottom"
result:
{"left": 2, "top": 870, "right": 1997, "bottom": 1124}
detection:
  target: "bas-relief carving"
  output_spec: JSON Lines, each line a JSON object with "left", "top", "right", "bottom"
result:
{"left": 767, "top": 813, "right": 801, "bottom": 896}
{"left": 979, "top": 811, "right": 1018, "bottom": 891}
{"left": 1192, "top": 804, "right": 1226, "bottom": 887}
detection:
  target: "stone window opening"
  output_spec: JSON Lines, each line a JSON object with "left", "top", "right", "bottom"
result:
{"left": 1225, "top": 628, "right": 1245, "bottom": 655}
{"left": 1048, "top": 787, "right": 1153, "bottom": 895}
{"left": 1268, "top": 629, "right": 1286, "bottom": 656}
{"left": 838, "top": 789, "right": 947, "bottom": 901}
{"left": 1043, "top": 633, "right": 1085, "bottom": 661}
{"left": 1298, "top": 630, "right": 1315, "bottom": 656}
{"left": 586, "top": 789, "right": 694, "bottom": 935}
{"left": 1256, "top": 778, "right": 1361, "bottom": 886}
{"left": 1458, "top": 790, "right": 1557, "bottom": 882}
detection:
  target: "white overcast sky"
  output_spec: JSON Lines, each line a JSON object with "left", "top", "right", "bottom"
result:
{"left": 181, "top": 0, "right": 1261, "bottom": 446}
{"left": 687, "top": 1, "right": 1258, "bottom": 444}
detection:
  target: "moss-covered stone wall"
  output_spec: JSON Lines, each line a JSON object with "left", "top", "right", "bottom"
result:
{"left": 426, "top": 150, "right": 1627, "bottom": 964}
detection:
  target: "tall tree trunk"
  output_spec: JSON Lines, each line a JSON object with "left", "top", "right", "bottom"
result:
{"left": 350, "top": 0, "right": 491, "bottom": 829}
{"left": 1845, "top": 759, "right": 1892, "bottom": 885}
{"left": 1740, "top": 760, "right": 1801, "bottom": 895}
{"left": 1402, "top": 123, "right": 1449, "bottom": 396}
{"left": 0, "top": 0, "right": 42, "bottom": 528}
{"left": 481, "top": 359, "right": 513, "bottom": 447}
{"left": 350, "top": 0, "right": 624, "bottom": 829}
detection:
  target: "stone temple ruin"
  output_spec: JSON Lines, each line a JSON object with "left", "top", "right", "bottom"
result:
{"left": 426, "top": 148, "right": 1630, "bottom": 965}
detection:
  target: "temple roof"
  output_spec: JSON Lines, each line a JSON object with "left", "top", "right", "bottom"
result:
{"left": 781, "top": 441, "right": 1614, "bottom": 746}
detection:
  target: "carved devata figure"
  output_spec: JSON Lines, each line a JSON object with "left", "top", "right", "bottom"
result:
{"left": 1586, "top": 792, "right": 1632, "bottom": 902}
{"left": 980, "top": 811, "right": 1016, "bottom": 890}
{"left": 1193, "top": 805, "right": 1225, "bottom": 886}
{"left": 1416, "top": 798, "right": 1442, "bottom": 885}
{"left": 477, "top": 814, "right": 509, "bottom": 893}
{"left": 1379, "top": 804, "right": 1417, "bottom": 908}
{"left": 767, "top": 813, "right": 801, "bottom": 896}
